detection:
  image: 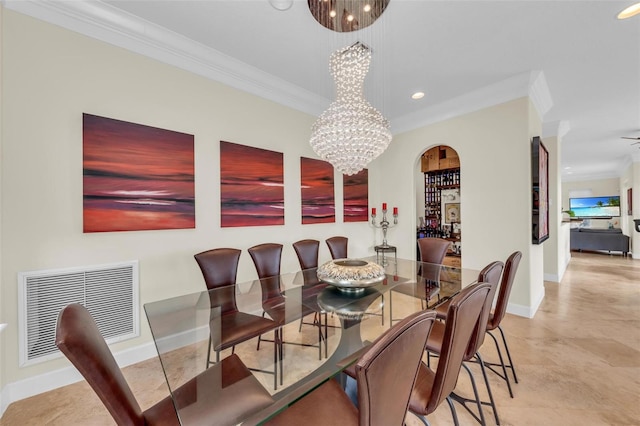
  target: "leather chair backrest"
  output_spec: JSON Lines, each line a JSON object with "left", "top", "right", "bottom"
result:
{"left": 426, "top": 282, "right": 491, "bottom": 414}
{"left": 194, "top": 248, "right": 241, "bottom": 290}
{"left": 248, "top": 243, "right": 283, "bottom": 279}
{"left": 488, "top": 251, "right": 522, "bottom": 330}
{"left": 292, "top": 239, "right": 320, "bottom": 269}
{"left": 248, "top": 243, "right": 284, "bottom": 302}
{"left": 194, "top": 248, "right": 242, "bottom": 314}
{"left": 464, "top": 261, "right": 504, "bottom": 358}
{"left": 55, "top": 303, "right": 145, "bottom": 426}
{"left": 325, "top": 236, "right": 348, "bottom": 259}
{"left": 356, "top": 310, "right": 437, "bottom": 426}
{"left": 417, "top": 238, "right": 451, "bottom": 264}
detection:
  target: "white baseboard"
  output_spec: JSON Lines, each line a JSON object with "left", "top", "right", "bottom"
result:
{"left": 506, "top": 286, "right": 545, "bottom": 319}
{"left": 0, "top": 341, "right": 158, "bottom": 418}
{"left": 543, "top": 253, "right": 571, "bottom": 283}
{"left": 0, "top": 322, "right": 210, "bottom": 418}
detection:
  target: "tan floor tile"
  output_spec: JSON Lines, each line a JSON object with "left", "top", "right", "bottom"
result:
{"left": 1, "top": 251, "right": 639, "bottom": 425}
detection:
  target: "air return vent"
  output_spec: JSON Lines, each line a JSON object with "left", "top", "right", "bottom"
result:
{"left": 18, "top": 261, "right": 139, "bottom": 366}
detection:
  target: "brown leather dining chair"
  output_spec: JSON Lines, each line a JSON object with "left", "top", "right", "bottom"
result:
{"left": 389, "top": 237, "right": 452, "bottom": 323}
{"left": 263, "top": 309, "right": 438, "bottom": 426}
{"left": 417, "top": 237, "right": 452, "bottom": 264}
{"left": 408, "top": 282, "right": 493, "bottom": 426}
{"left": 248, "top": 243, "right": 323, "bottom": 385}
{"left": 427, "top": 260, "right": 504, "bottom": 425}
{"left": 194, "top": 248, "right": 280, "bottom": 389}
{"left": 485, "top": 251, "right": 522, "bottom": 398}
{"left": 292, "top": 239, "right": 329, "bottom": 356}
{"left": 325, "top": 236, "right": 348, "bottom": 259}
{"left": 55, "top": 303, "right": 273, "bottom": 426}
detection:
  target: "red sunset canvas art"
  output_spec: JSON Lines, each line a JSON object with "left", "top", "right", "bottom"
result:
{"left": 83, "top": 114, "right": 195, "bottom": 233}
{"left": 343, "top": 168, "right": 369, "bottom": 222}
{"left": 220, "top": 141, "right": 284, "bottom": 227}
{"left": 301, "top": 157, "right": 335, "bottom": 224}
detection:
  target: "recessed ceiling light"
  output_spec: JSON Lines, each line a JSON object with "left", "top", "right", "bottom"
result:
{"left": 411, "top": 92, "right": 425, "bottom": 100}
{"left": 564, "top": 166, "right": 571, "bottom": 169}
{"left": 363, "top": 4, "right": 372, "bottom": 12}
{"left": 329, "top": 9, "right": 336, "bottom": 17}
{"left": 618, "top": 2, "right": 640, "bottom": 19}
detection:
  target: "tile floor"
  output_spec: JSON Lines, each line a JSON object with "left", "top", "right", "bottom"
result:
{"left": 1, "top": 251, "right": 638, "bottom": 425}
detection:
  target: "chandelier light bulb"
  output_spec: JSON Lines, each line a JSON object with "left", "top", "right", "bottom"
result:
{"left": 310, "top": 43, "right": 392, "bottom": 176}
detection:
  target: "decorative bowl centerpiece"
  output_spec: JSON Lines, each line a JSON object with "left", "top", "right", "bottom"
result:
{"left": 317, "top": 258, "right": 386, "bottom": 292}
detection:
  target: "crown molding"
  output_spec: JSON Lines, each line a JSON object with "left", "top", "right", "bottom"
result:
{"left": 542, "top": 120, "right": 571, "bottom": 139}
{"left": 528, "top": 70, "right": 553, "bottom": 119}
{"left": 392, "top": 71, "right": 553, "bottom": 135}
{"left": 2, "top": 0, "right": 328, "bottom": 116}
{"left": 561, "top": 170, "right": 622, "bottom": 183}
{"left": 4, "top": 1, "right": 556, "bottom": 136}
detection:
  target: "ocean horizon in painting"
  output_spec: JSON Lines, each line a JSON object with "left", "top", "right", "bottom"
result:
{"left": 343, "top": 169, "right": 368, "bottom": 222}
{"left": 83, "top": 114, "right": 195, "bottom": 233}
{"left": 220, "top": 141, "right": 284, "bottom": 227}
{"left": 301, "top": 157, "right": 335, "bottom": 224}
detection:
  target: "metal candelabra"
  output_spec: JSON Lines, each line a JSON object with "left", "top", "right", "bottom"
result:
{"left": 370, "top": 204, "right": 398, "bottom": 247}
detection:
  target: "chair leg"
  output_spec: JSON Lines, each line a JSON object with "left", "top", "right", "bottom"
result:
{"left": 206, "top": 335, "right": 212, "bottom": 368}
{"left": 317, "top": 314, "right": 322, "bottom": 360}
{"left": 486, "top": 329, "right": 514, "bottom": 398}
{"left": 380, "top": 294, "right": 385, "bottom": 326}
{"left": 446, "top": 396, "right": 460, "bottom": 426}
{"left": 278, "top": 328, "right": 284, "bottom": 386}
{"left": 257, "top": 311, "right": 267, "bottom": 351}
{"left": 273, "top": 328, "right": 278, "bottom": 390}
{"left": 476, "top": 352, "right": 500, "bottom": 425}
{"left": 414, "top": 414, "right": 430, "bottom": 426}
{"left": 498, "top": 325, "right": 518, "bottom": 383}
{"left": 461, "top": 362, "right": 487, "bottom": 426}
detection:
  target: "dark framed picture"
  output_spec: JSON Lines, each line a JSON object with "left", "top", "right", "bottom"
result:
{"left": 628, "top": 188, "right": 633, "bottom": 215}
{"left": 532, "top": 136, "right": 549, "bottom": 244}
{"left": 444, "top": 203, "right": 460, "bottom": 224}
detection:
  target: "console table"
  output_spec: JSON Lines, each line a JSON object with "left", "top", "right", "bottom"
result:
{"left": 374, "top": 244, "right": 397, "bottom": 266}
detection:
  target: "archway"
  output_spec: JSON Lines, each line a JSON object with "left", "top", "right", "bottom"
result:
{"left": 415, "top": 145, "right": 461, "bottom": 266}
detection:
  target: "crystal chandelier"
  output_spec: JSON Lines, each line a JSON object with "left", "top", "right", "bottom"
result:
{"left": 310, "top": 42, "right": 392, "bottom": 176}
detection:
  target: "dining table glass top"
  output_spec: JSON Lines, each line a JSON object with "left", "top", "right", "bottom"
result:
{"left": 144, "top": 256, "right": 479, "bottom": 425}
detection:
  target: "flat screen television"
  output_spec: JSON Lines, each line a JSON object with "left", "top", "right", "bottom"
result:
{"left": 569, "top": 196, "right": 621, "bottom": 218}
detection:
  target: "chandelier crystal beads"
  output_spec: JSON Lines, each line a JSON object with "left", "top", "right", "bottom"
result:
{"left": 310, "top": 42, "right": 392, "bottom": 176}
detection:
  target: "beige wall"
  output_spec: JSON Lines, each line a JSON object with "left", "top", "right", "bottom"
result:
{"left": 381, "top": 97, "right": 544, "bottom": 316}
{"left": 0, "top": 3, "right": 5, "bottom": 403}
{"left": 631, "top": 161, "right": 640, "bottom": 258}
{"left": 1, "top": 8, "right": 549, "bottom": 405}
{"left": 542, "top": 135, "right": 568, "bottom": 282}
{"left": 1, "top": 10, "right": 379, "bottom": 386}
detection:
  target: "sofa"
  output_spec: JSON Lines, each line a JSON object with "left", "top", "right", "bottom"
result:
{"left": 570, "top": 228, "right": 630, "bottom": 256}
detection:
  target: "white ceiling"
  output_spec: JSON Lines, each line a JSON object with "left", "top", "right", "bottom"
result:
{"left": 6, "top": 0, "right": 640, "bottom": 182}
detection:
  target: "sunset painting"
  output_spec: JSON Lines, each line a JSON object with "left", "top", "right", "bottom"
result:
{"left": 83, "top": 114, "right": 195, "bottom": 233}
{"left": 343, "top": 168, "right": 368, "bottom": 222}
{"left": 301, "top": 157, "right": 335, "bottom": 224}
{"left": 220, "top": 141, "right": 284, "bottom": 227}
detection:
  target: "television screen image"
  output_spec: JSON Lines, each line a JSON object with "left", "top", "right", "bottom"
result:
{"left": 569, "top": 196, "right": 621, "bottom": 218}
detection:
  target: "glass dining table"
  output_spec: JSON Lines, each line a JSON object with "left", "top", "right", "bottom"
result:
{"left": 144, "top": 256, "right": 479, "bottom": 425}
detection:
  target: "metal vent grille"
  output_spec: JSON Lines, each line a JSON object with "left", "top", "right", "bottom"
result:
{"left": 18, "top": 261, "right": 139, "bottom": 366}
